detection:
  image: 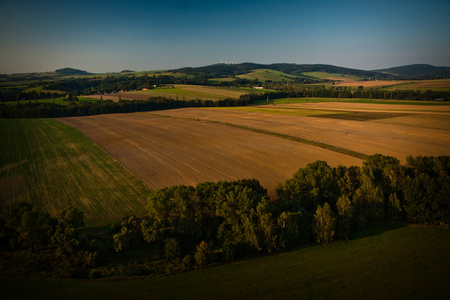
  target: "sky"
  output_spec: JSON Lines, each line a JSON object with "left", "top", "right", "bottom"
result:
{"left": 1, "top": 0, "right": 449, "bottom": 74}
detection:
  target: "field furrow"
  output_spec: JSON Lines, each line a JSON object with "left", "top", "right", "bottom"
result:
{"left": 156, "top": 104, "right": 450, "bottom": 163}
{"left": 59, "top": 113, "right": 364, "bottom": 198}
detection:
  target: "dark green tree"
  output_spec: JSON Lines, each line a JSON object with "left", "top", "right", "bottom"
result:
{"left": 194, "top": 241, "right": 211, "bottom": 268}
{"left": 164, "top": 238, "right": 181, "bottom": 262}
{"left": 312, "top": 202, "right": 336, "bottom": 245}
{"left": 61, "top": 207, "right": 84, "bottom": 228}
{"left": 336, "top": 195, "right": 353, "bottom": 240}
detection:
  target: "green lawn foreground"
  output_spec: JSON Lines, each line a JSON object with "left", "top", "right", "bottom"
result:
{"left": 0, "top": 118, "right": 151, "bottom": 225}
{"left": 1, "top": 225, "right": 449, "bottom": 299}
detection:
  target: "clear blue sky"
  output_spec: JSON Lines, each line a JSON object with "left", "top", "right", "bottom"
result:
{"left": 1, "top": 0, "right": 449, "bottom": 74}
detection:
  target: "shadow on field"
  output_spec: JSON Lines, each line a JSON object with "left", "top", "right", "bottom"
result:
{"left": 351, "top": 222, "right": 406, "bottom": 240}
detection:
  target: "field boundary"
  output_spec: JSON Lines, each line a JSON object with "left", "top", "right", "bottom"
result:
{"left": 148, "top": 113, "right": 369, "bottom": 160}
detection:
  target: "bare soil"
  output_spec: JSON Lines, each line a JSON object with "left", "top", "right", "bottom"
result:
{"left": 157, "top": 103, "right": 450, "bottom": 164}
{"left": 59, "top": 101, "right": 450, "bottom": 198}
{"left": 59, "top": 113, "right": 363, "bottom": 198}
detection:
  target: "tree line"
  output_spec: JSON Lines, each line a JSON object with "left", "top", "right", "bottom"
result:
{"left": 1, "top": 154, "right": 448, "bottom": 278}
{"left": 0, "top": 97, "right": 251, "bottom": 119}
{"left": 244, "top": 85, "right": 450, "bottom": 102}
{"left": 3, "top": 87, "right": 447, "bottom": 119}
{"left": 2, "top": 73, "right": 448, "bottom": 104}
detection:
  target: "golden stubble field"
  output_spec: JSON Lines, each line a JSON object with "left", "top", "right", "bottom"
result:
{"left": 59, "top": 102, "right": 450, "bottom": 197}
{"left": 159, "top": 103, "right": 450, "bottom": 162}
{"left": 59, "top": 113, "right": 362, "bottom": 198}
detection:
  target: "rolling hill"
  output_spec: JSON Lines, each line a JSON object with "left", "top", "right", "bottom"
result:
{"left": 172, "top": 63, "right": 390, "bottom": 80}
{"left": 172, "top": 63, "right": 450, "bottom": 81}
{"left": 3, "top": 63, "right": 449, "bottom": 84}
{"left": 375, "top": 64, "right": 450, "bottom": 79}
{"left": 55, "top": 67, "right": 92, "bottom": 76}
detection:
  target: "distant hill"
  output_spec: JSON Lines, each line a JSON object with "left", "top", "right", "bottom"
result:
{"left": 172, "top": 63, "right": 392, "bottom": 80}
{"left": 375, "top": 64, "right": 450, "bottom": 79}
{"left": 173, "top": 63, "right": 450, "bottom": 81}
{"left": 55, "top": 67, "right": 92, "bottom": 76}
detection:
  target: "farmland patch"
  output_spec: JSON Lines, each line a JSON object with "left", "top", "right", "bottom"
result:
{"left": 86, "top": 84, "right": 250, "bottom": 101}
{"left": 60, "top": 113, "right": 363, "bottom": 198}
{"left": 157, "top": 104, "right": 450, "bottom": 163}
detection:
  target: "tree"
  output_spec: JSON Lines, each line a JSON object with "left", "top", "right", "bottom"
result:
{"left": 112, "top": 215, "right": 144, "bottom": 252}
{"left": 194, "top": 241, "right": 210, "bottom": 268}
{"left": 61, "top": 207, "right": 84, "bottom": 228}
{"left": 164, "top": 238, "right": 180, "bottom": 262}
{"left": 336, "top": 195, "right": 353, "bottom": 240}
{"left": 387, "top": 193, "right": 402, "bottom": 221}
{"left": 17, "top": 210, "right": 56, "bottom": 251}
{"left": 312, "top": 202, "right": 336, "bottom": 245}
{"left": 352, "top": 172, "right": 385, "bottom": 227}
{"left": 276, "top": 161, "right": 339, "bottom": 214}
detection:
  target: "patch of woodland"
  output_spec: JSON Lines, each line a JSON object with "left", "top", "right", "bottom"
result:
{"left": 0, "top": 154, "right": 448, "bottom": 279}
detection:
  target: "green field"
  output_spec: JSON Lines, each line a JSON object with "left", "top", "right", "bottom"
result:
{"left": 302, "top": 72, "right": 363, "bottom": 81}
{"left": 237, "top": 69, "right": 298, "bottom": 82}
{"left": 0, "top": 119, "right": 151, "bottom": 225}
{"left": 2, "top": 225, "right": 449, "bottom": 299}
{"left": 124, "top": 84, "right": 257, "bottom": 101}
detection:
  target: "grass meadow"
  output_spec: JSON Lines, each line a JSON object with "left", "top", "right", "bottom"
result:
{"left": 0, "top": 118, "right": 151, "bottom": 225}
{"left": 89, "top": 84, "right": 266, "bottom": 101}
{"left": 237, "top": 69, "right": 298, "bottom": 82}
{"left": 302, "top": 71, "right": 363, "bottom": 81}
{"left": 129, "top": 85, "right": 248, "bottom": 101}
{"left": 1, "top": 225, "right": 449, "bottom": 299}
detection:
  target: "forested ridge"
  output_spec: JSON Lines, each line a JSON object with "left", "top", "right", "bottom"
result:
{"left": 173, "top": 63, "right": 391, "bottom": 79}
{"left": 1, "top": 154, "right": 448, "bottom": 279}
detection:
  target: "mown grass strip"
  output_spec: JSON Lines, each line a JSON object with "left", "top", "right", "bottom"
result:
{"left": 149, "top": 113, "right": 368, "bottom": 160}
{"left": 216, "top": 106, "right": 348, "bottom": 116}
{"left": 208, "top": 121, "right": 369, "bottom": 160}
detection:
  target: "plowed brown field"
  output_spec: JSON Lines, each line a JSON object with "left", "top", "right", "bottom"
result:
{"left": 154, "top": 103, "right": 450, "bottom": 163}
{"left": 59, "top": 102, "right": 450, "bottom": 198}
{"left": 59, "top": 113, "right": 363, "bottom": 198}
